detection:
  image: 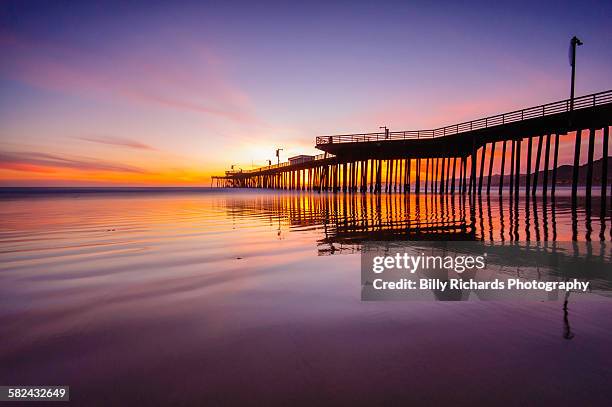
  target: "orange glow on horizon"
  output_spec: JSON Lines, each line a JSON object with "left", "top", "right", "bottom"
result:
{"left": 0, "top": 167, "right": 217, "bottom": 187}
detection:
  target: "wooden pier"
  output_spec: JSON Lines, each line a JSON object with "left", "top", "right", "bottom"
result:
{"left": 213, "top": 90, "right": 612, "bottom": 209}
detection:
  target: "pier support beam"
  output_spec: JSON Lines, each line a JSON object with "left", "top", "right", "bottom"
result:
{"left": 384, "top": 160, "right": 389, "bottom": 192}
{"left": 362, "top": 160, "right": 367, "bottom": 192}
{"left": 459, "top": 156, "right": 463, "bottom": 195}
{"left": 514, "top": 138, "right": 521, "bottom": 198}
{"left": 445, "top": 157, "right": 451, "bottom": 193}
{"left": 525, "top": 136, "right": 533, "bottom": 195}
{"left": 376, "top": 160, "right": 382, "bottom": 193}
{"left": 395, "top": 160, "right": 400, "bottom": 192}
{"left": 461, "top": 156, "right": 468, "bottom": 195}
{"left": 542, "top": 133, "right": 551, "bottom": 198}
{"left": 532, "top": 135, "right": 543, "bottom": 195}
{"left": 478, "top": 144, "right": 486, "bottom": 195}
{"left": 397, "top": 159, "right": 402, "bottom": 192}
{"left": 369, "top": 159, "right": 374, "bottom": 192}
{"left": 425, "top": 159, "right": 430, "bottom": 194}
{"left": 415, "top": 159, "right": 421, "bottom": 195}
{"left": 451, "top": 157, "right": 457, "bottom": 194}
{"left": 586, "top": 128, "right": 596, "bottom": 207}
{"left": 407, "top": 159, "right": 411, "bottom": 195}
{"left": 552, "top": 133, "right": 560, "bottom": 197}
{"left": 439, "top": 157, "right": 446, "bottom": 194}
{"left": 433, "top": 158, "right": 438, "bottom": 193}
{"left": 572, "top": 130, "right": 582, "bottom": 205}
{"left": 487, "top": 142, "right": 496, "bottom": 195}
{"left": 499, "top": 141, "right": 506, "bottom": 195}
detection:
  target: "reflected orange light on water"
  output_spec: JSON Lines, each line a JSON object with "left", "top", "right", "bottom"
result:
{"left": 2, "top": 191, "right": 603, "bottom": 252}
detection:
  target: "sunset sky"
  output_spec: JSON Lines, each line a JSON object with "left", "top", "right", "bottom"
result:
{"left": 1, "top": 0, "right": 611, "bottom": 186}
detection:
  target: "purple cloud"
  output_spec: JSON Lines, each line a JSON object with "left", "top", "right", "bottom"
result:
{"left": 76, "top": 135, "right": 157, "bottom": 150}
{"left": 0, "top": 151, "right": 150, "bottom": 174}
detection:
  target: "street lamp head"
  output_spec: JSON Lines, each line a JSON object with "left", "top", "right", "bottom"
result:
{"left": 275, "top": 148, "right": 283, "bottom": 165}
{"left": 572, "top": 36, "right": 583, "bottom": 46}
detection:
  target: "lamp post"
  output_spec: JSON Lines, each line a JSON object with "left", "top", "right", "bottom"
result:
{"left": 569, "top": 36, "right": 583, "bottom": 111}
{"left": 275, "top": 148, "right": 283, "bottom": 165}
{"left": 379, "top": 126, "right": 389, "bottom": 139}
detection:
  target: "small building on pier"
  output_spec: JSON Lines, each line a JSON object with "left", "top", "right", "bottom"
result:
{"left": 288, "top": 155, "right": 315, "bottom": 165}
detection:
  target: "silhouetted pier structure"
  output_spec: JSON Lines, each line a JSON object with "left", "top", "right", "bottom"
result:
{"left": 213, "top": 90, "right": 612, "bottom": 209}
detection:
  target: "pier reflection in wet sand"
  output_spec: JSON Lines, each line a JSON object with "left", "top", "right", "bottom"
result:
{"left": 0, "top": 189, "right": 611, "bottom": 406}
{"left": 222, "top": 190, "right": 610, "bottom": 253}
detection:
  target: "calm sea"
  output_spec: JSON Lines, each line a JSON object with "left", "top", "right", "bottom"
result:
{"left": 1, "top": 188, "right": 611, "bottom": 405}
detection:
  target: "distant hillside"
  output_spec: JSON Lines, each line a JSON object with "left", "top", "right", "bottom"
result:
{"left": 484, "top": 156, "right": 611, "bottom": 187}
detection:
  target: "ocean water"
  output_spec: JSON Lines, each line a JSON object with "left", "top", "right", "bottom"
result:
{"left": 0, "top": 189, "right": 611, "bottom": 406}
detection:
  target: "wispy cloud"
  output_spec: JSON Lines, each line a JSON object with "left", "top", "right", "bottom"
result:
{"left": 0, "top": 34, "right": 263, "bottom": 126}
{"left": 0, "top": 151, "right": 150, "bottom": 174}
{"left": 76, "top": 135, "right": 156, "bottom": 150}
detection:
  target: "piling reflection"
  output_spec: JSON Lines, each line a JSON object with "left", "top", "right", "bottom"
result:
{"left": 563, "top": 292, "right": 575, "bottom": 340}
{"left": 223, "top": 191, "right": 612, "bottom": 339}
{"left": 223, "top": 192, "right": 611, "bottom": 255}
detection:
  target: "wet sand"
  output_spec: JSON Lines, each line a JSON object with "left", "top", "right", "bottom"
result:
{"left": 1, "top": 190, "right": 611, "bottom": 405}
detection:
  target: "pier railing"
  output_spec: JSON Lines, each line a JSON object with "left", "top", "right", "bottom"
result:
{"left": 225, "top": 153, "right": 336, "bottom": 175}
{"left": 316, "top": 89, "right": 612, "bottom": 145}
